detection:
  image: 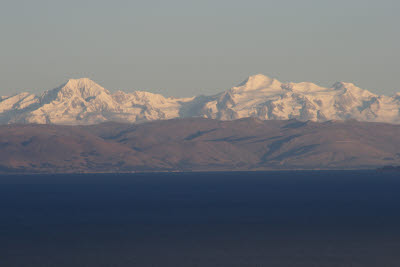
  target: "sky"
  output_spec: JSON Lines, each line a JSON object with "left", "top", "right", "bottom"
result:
{"left": 1, "top": 0, "right": 399, "bottom": 97}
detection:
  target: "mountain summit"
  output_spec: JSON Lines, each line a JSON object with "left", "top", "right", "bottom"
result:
{"left": 57, "top": 78, "right": 111, "bottom": 99}
{"left": 1, "top": 75, "right": 400, "bottom": 125}
{"left": 235, "top": 74, "right": 282, "bottom": 91}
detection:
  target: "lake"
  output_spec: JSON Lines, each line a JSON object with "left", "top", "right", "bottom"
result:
{"left": 1, "top": 171, "right": 400, "bottom": 266}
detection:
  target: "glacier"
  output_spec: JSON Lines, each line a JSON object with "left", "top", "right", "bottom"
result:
{"left": 1, "top": 74, "right": 400, "bottom": 125}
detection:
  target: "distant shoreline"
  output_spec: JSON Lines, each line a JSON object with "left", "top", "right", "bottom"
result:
{"left": 376, "top": 166, "right": 400, "bottom": 172}
{"left": 0, "top": 169, "right": 381, "bottom": 176}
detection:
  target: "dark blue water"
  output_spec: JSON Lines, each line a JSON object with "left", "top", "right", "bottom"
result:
{"left": 1, "top": 171, "right": 400, "bottom": 266}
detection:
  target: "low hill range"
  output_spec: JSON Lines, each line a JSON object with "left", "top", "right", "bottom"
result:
{"left": 2, "top": 74, "right": 400, "bottom": 125}
{"left": 1, "top": 118, "right": 399, "bottom": 173}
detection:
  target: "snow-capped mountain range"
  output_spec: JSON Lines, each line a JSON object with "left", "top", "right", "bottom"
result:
{"left": 1, "top": 74, "right": 400, "bottom": 125}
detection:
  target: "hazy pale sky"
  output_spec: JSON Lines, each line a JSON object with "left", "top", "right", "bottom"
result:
{"left": 1, "top": 0, "right": 399, "bottom": 97}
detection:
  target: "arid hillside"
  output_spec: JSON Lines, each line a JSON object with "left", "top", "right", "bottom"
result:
{"left": 1, "top": 118, "right": 400, "bottom": 173}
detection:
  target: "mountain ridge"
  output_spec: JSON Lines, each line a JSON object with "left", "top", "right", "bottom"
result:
{"left": 1, "top": 74, "right": 400, "bottom": 125}
{"left": 1, "top": 117, "right": 399, "bottom": 173}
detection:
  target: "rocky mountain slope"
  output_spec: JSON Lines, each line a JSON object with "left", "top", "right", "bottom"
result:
{"left": 1, "top": 118, "right": 399, "bottom": 173}
{"left": 1, "top": 75, "right": 400, "bottom": 125}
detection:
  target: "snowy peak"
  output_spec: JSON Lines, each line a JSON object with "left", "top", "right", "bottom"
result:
{"left": 233, "top": 74, "right": 282, "bottom": 92}
{"left": 56, "top": 78, "right": 110, "bottom": 100}
{"left": 0, "top": 74, "right": 400, "bottom": 125}
{"left": 332, "top": 81, "right": 376, "bottom": 98}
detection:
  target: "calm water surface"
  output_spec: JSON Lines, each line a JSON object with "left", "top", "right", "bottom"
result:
{"left": 1, "top": 171, "right": 400, "bottom": 266}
